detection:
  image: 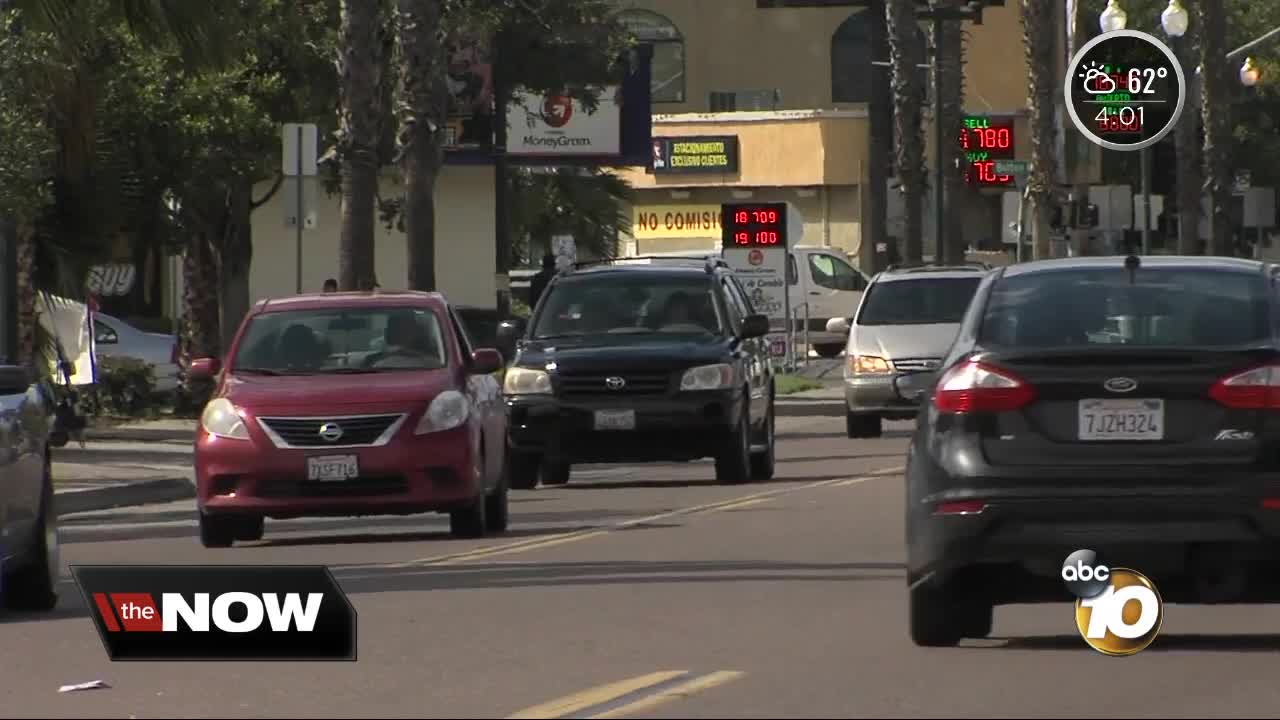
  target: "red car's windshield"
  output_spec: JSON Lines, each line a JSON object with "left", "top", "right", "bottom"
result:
{"left": 230, "top": 307, "right": 449, "bottom": 374}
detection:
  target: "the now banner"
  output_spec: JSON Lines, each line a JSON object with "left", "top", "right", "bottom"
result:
{"left": 71, "top": 565, "right": 357, "bottom": 661}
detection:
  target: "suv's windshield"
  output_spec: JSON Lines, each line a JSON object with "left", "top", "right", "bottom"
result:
{"left": 231, "top": 307, "right": 449, "bottom": 373}
{"left": 979, "top": 268, "right": 1272, "bottom": 348}
{"left": 857, "top": 276, "right": 982, "bottom": 326}
{"left": 532, "top": 275, "right": 723, "bottom": 339}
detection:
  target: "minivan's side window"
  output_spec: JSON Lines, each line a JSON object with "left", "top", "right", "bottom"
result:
{"left": 94, "top": 320, "right": 118, "bottom": 345}
{"left": 809, "top": 254, "right": 867, "bottom": 292}
{"left": 787, "top": 254, "right": 798, "bottom": 285}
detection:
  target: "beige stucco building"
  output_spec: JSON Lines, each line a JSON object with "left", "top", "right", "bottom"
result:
{"left": 612, "top": 0, "right": 1099, "bottom": 259}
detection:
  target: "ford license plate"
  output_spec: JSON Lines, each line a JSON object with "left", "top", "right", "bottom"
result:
{"left": 307, "top": 454, "right": 359, "bottom": 481}
{"left": 1078, "top": 399, "right": 1164, "bottom": 441}
{"left": 593, "top": 409, "right": 636, "bottom": 431}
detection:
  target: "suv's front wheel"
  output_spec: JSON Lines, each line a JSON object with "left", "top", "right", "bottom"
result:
{"left": 716, "top": 403, "right": 752, "bottom": 484}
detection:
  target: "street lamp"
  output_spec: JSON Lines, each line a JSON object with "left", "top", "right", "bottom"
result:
{"left": 1241, "top": 56, "right": 1261, "bottom": 86}
{"left": 1160, "top": 0, "right": 1188, "bottom": 38}
{"left": 1100, "top": 0, "right": 1127, "bottom": 33}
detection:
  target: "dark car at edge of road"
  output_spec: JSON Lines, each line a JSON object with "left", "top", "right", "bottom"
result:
{"left": 0, "top": 365, "right": 60, "bottom": 614}
{"left": 906, "top": 255, "right": 1280, "bottom": 646}
{"left": 498, "top": 257, "right": 777, "bottom": 488}
{"left": 188, "top": 290, "right": 509, "bottom": 548}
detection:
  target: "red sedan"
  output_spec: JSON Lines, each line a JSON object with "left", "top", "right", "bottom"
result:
{"left": 187, "top": 291, "right": 509, "bottom": 547}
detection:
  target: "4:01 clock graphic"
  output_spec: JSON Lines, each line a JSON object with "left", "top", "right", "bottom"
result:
{"left": 1064, "top": 29, "right": 1187, "bottom": 152}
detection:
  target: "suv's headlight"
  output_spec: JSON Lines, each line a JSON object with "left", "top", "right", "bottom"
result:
{"left": 201, "top": 398, "right": 249, "bottom": 440}
{"left": 416, "top": 390, "right": 470, "bottom": 434}
{"left": 680, "top": 363, "right": 734, "bottom": 391}
{"left": 503, "top": 367, "right": 552, "bottom": 395}
{"left": 847, "top": 354, "right": 893, "bottom": 376}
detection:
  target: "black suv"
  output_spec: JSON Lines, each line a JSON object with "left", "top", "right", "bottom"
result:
{"left": 497, "top": 258, "right": 777, "bottom": 488}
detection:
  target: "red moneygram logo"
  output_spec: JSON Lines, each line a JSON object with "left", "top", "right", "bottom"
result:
{"left": 72, "top": 565, "right": 356, "bottom": 661}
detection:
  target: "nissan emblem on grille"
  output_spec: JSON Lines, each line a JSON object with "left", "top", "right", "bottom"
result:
{"left": 1103, "top": 377, "right": 1138, "bottom": 393}
{"left": 605, "top": 376, "right": 626, "bottom": 390}
{"left": 318, "top": 423, "right": 344, "bottom": 442}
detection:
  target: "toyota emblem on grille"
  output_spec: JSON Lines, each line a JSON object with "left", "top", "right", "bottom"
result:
{"left": 1103, "top": 377, "right": 1138, "bottom": 393}
{"left": 318, "top": 422, "right": 344, "bottom": 442}
{"left": 605, "top": 376, "right": 626, "bottom": 390}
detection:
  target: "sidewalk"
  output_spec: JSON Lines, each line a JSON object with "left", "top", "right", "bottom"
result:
{"left": 52, "top": 432, "right": 195, "bottom": 516}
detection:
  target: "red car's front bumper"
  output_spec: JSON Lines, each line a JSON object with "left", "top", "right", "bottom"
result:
{"left": 195, "top": 425, "right": 478, "bottom": 519}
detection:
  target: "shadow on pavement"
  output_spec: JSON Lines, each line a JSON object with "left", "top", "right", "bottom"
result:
{"left": 54, "top": 448, "right": 191, "bottom": 466}
{"left": 251, "top": 524, "right": 676, "bottom": 549}
{"left": 776, "top": 452, "right": 904, "bottom": 464}
{"left": 781, "top": 430, "right": 913, "bottom": 441}
{"left": 59, "top": 508, "right": 657, "bottom": 545}
{"left": 557, "top": 472, "right": 854, "bottom": 490}
{"left": 0, "top": 603, "right": 89, "bottom": 624}
{"left": 333, "top": 559, "right": 906, "bottom": 594}
{"left": 777, "top": 404, "right": 844, "bottom": 418}
{"left": 989, "top": 634, "right": 1280, "bottom": 652}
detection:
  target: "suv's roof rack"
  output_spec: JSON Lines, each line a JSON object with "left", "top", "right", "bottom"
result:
{"left": 885, "top": 260, "right": 992, "bottom": 272}
{"left": 573, "top": 255, "right": 731, "bottom": 273}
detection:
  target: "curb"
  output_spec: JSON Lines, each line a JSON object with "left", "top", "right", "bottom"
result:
{"left": 84, "top": 429, "right": 195, "bottom": 443}
{"left": 54, "top": 477, "right": 195, "bottom": 517}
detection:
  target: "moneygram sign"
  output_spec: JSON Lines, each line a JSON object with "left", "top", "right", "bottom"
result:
{"left": 507, "top": 86, "right": 622, "bottom": 157}
{"left": 71, "top": 565, "right": 357, "bottom": 661}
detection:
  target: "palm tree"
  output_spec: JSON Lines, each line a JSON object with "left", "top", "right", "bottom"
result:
{"left": 510, "top": 168, "right": 632, "bottom": 264}
{"left": 1022, "top": 0, "right": 1059, "bottom": 260}
{"left": 395, "top": 0, "right": 448, "bottom": 291}
{"left": 886, "top": 0, "right": 927, "bottom": 264}
{"left": 937, "top": 16, "right": 968, "bottom": 264}
{"left": 4, "top": 0, "right": 230, "bottom": 370}
{"left": 1172, "top": 13, "right": 1202, "bottom": 255}
{"left": 337, "top": 0, "right": 389, "bottom": 291}
{"left": 1196, "top": 0, "right": 1231, "bottom": 257}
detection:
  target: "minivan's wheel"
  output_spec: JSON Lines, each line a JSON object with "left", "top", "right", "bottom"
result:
{"left": 909, "top": 582, "right": 967, "bottom": 647}
{"left": 485, "top": 473, "right": 510, "bottom": 534}
{"left": 846, "top": 412, "right": 883, "bottom": 439}
{"left": 541, "top": 462, "right": 571, "bottom": 486}
{"left": 814, "top": 343, "right": 844, "bottom": 358}
{"left": 716, "top": 405, "right": 752, "bottom": 484}
{"left": 199, "top": 511, "right": 237, "bottom": 548}
{"left": 450, "top": 488, "right": 488, "bottom": 538}
{"left": 3, "top": 460, "right": 59, "bottom": 612}
{"left": 508, "top": 451, "right": 540, "bottom": 490}
{"left": 749, "top": 396, "right": 776, "bottom": 481}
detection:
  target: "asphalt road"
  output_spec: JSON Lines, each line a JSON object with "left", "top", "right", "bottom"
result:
{"left": 9, "top": 401, "right": 1280, "bottom": 718}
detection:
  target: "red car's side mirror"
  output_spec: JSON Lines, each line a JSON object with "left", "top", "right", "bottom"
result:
{"left": 188, "top": 357, "right": 222, "bottom": 380}
{"left": 470, "top": 349, "right": 504, "bottom": 375}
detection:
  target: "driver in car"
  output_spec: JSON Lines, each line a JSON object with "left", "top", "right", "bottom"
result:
{"left": 366, "top": 314, "right": 435, "bottom": 368}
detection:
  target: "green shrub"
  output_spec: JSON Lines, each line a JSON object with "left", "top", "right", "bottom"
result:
{"left": 78, "top": 356, "right": 157, "bottom": 417}
{"left": 510, "top": 298, "right": 532, "bottom": 319}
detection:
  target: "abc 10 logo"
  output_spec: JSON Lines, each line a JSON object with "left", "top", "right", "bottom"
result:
{"left": 1061, "top": 549, "right": 1164, "bottom": 656}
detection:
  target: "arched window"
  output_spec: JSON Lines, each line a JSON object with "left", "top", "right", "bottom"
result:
{"left": 619, "top": 9, "right": 685, "bottom": 103}
{"left": 831, "top": 11, "right": 926, "bottom": 104}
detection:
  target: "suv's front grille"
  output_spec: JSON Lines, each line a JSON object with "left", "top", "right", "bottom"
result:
{"left": 892, "top": 357, "right": 942, "bottom": 373}
{"left": 257, "top": 414, "right": 404, "bottom": 448}
{"left": 557, "top": 372, "right": 671, "bottom": 398}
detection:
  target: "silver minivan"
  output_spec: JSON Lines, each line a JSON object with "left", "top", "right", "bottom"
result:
{"left": 825, "top": 264, "right": 988, "bottom": 438}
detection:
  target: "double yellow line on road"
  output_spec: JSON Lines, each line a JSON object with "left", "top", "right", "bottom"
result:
{"left": 507, "top": 670, "right": 745, "bottom": 719}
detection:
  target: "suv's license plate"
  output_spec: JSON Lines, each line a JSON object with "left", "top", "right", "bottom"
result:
{"left": 594, "top": 409, "right": 636, "bottom": 431}
{"left": 307, "top": 454, "right": 359, "bottom": 481}
{"left": 1078, "top": 399, "right": 1164, "bottom": 441}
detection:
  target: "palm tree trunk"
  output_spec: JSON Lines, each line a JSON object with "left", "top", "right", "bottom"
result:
{"left": 178, "top": 231, "right": 220, "bottom": 410}
{"left": 1173, "top": 25, "right": 1203, "bottom": 255}
{"left": 337, "top": 0, "right": 388, "bottom": 290}
{"left": 396, "top": 0, "right": 448, "bottom": 291}
{"left": 1196, "top": 0, "right": 1231, "bottom": 257}
{"left": 886, "top": 0, "right": 926, "bottom": 265}
{"left": 1022, "top": 0, "right": 1058, "bottom": 261}
{"left": 938, "top": 16, "right": 967, "bottom": 265}
{"left": 14, "top": 223, "right": 37, "bottom": 367}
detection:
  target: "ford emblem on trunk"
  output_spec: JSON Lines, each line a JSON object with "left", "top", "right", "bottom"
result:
{"left": 318, "top": 422, "right": 344, "bottom": 442}
{"left": 605, "top": 376, "right": 626, "bottom": 390}
{"left": 1103, "top": 377, "right": 1137, "bottom": 393}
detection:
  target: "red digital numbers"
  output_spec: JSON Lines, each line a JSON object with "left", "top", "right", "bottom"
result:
{"left": 751, "top": 210, "right": 778, "bottom": 224}
{"left": 734, "top": 231, "right": 750, "bottom": 245}
{"left": 734, "top": 211, "right": 748, "bottom": 224}
{"left": 969, "top": 161, "right": 1011, "bottom": 185}
{"left": 724, "top": 204, "right": 786, "bottom": 247}
{"left": 755, "top": 231, "right": 778, "bottom": 244}
{"left": 977, "top": 127, "right": 1011, "bottom": 149}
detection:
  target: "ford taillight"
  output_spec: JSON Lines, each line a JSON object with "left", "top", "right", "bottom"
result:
{"left": 1209, "top": 363, "right": 1280, "bottom": 409}
{"left": 933, "top": 360, "right": 1036, "bottom": 413}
